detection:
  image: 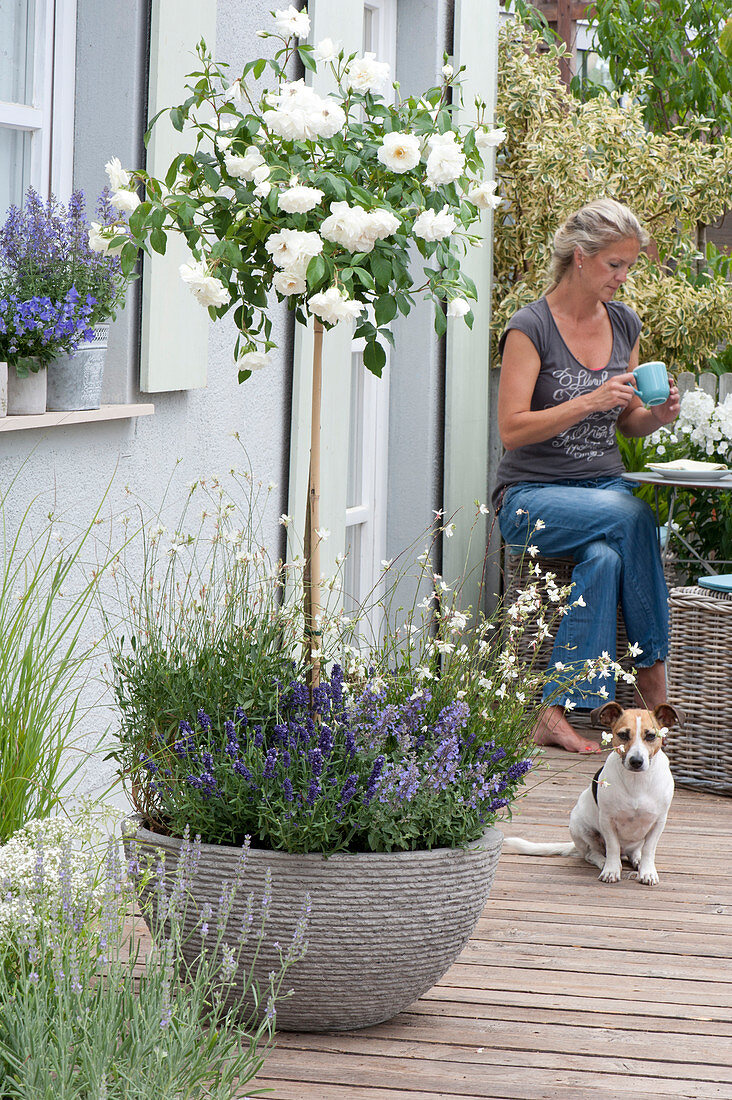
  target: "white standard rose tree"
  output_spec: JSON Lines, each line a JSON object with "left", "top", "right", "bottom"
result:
{"left": 103, "top": 4, "right": 504, "bottom": 687}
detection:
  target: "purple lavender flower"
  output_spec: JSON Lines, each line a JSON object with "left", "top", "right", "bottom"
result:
{"left": 263, "top": 747, "right": 278, "bottom": 778}
{"left": 364, "top": 754, "right": 386, "bottom": 805}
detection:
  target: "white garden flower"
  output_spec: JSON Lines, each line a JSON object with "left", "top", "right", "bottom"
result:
{"left": 308, "top": 286, "right": 364, "bottom": 325}
{"left": 377, "top": 132, "right": 421, "bottom": 174}
{"left": 467, "top": 177, "right": 502, "bottom": 210}
{"left": 252, "top": 164, "right": 272, "bottom": 198}
{"left": 442, "top": 64, "right": 454, "bottom": 78}
{"left": 110, "top": 188, "right": 141, "bottom": 213}
{"left": 363, "top": 207, "right": 401, "bottom": 243}
{"left": 412, "top": 204, "right": 456, "bottom": 241}
{"left": 265, "top": 228, "right": 323, "bottom": 275}
{"left": 224, "top": 146, "right": 265, "bottom": 180}
{"left": 314, "top": 37, "right": 340, "bottom": 62}
{"left": 236, "top": 350, "right": 270, "bottom": 372}
{"left": 321, "top": 201, "right": 372, "bottom": 253}
{"left": 274, "top": 4, "right": 311, "bottom": 38}
{"left": 277, "top": 183, "right": 324, "bottom": 213}
{"left": 447, "top": 297, "right": 470, "bottom": 318}
{"left": 475, "top": 126, "right": 507, "bottom": 152}
{"left": 346, "top": 52, "right": 391, "bottom": 94}
{"left": 315, "top": 527, "right": 331, "bottom": 540}
{"left": 273, "top": 270, "right": 307, "bottom": 296}
{"left": 223, "top": 79, "right": 243, "bottom": 105}
{"left": 88, "top": 222, "right": 126, "bottom": 256}
{"left": 425, "top": 131, "right": 465, "bottom": 186}
{"left": 105, "top": 156, "right": 130, "bottom": 190}
{"left": 179, "top": 260, "right": 229, "bottom": 307}
{"left": 279, "top": 513, "right": 293, "bottom": 526}
{"left": 265, "top": 80, "right": 345, "bottom": 141}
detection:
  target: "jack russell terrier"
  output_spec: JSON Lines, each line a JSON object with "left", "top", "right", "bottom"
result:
{"left": 503, "top": 702, "right": 681, "bottom": 886}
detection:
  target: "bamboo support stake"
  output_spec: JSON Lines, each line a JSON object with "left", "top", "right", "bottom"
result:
{"left": 304, "top": 319, "right": 324, "bottom": 696}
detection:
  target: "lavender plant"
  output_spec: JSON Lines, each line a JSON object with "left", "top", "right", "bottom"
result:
{"left": 0, "top": 814, "right": 302, "bottom": 1097}
{"left": 0, "top": 188, "right": 130, "bottom": 372}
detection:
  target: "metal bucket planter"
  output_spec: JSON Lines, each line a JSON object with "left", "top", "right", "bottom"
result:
{"left": 124, "top": 816, "right": 503, "bottom": 1032}
{"left": 46, "top": 324, "right": 109, "bottom": 411}
{"left": 0, "top": 362, "right": 7, "bottom": 417}
{"left": 7, "top": 359, "right": 47, "bottom": 415}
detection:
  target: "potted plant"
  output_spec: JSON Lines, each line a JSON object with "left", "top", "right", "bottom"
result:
{"left": 110, "top": 471, "right": 629, "bottom": 1031}
{"left": 0, "top": 188, "right": 131, "bottom": 414}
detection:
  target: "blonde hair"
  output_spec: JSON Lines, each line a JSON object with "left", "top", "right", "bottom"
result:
{"left": 546, "top": 198, "right": 650, "bottom": 291}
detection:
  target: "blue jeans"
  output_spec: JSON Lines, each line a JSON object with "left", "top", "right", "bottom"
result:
{"left": 498, "top": 477, "right": 669, "bottom": 708}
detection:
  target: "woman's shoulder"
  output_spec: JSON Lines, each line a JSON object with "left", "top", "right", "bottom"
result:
{"left": 607, "top": 300, "right": 642, "bottom": 341}
{"left": 499, "top": 298, "right": 550, "bottom": 355}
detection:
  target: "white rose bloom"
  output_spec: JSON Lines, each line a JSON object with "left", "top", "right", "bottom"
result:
{"left": 377, "top": 132, "right": 421, "bottom": 174}
{"left": 237, "top": 350, "right": 270, "bottom": 372}
{"left": 274, "top": 4, "right": 311, "bottom": 38}
{"left": 314, "top": 101, "right": 346, "bottom": 138}
{"left": 442, "top": 63, "right": 454, "bottom": 78}
{"left": 475, "top": 126, "right": 507, "bottom": 152}
{"left": 425, "top": 132, "right": 465, "bottom": 186}
{"left": 315, "top": 37, "right": 340, "bottom": 62}
{"left": 363, "top": 208, "right": 401, "bottom": 241}
{"left": 224, "top": 146, "right": 265, "bottom": 180}
{"left": 110, "top": 188, "right": 141, "bottom": 213}
{"left": 467, "top": 177, "right": 502, "bottom": 210}
{"left": 88, "top": 222, "right": 126, "bottom": 256}
{"left": 277, "top": 184, "right": 324, "bottom": 213}
{"left": 105, "top": 156, "right": 130, "bottom": 191}
{"left": 308, "top": 286, "right": 365, "bottom": 325}
{"left": 346, "top": 52, "right": 391, "bottom": 94}
{"left": 447, "top": 297, "right": 470, "bottom": 318}
{"left": 412, "top": 204, "right": 456, "bottom": 241}
{"left": 273, "top": 270, "right": 307, "bottom": 296}
{"left": 321, "top": 201, "right": 372, "bottom": 253}
{"left": 179, "top": 260, "right": 229, "bottom": 307}
{"left": 223, "top": 79, "right": 243, "bottom": 105}
{"left": 265, "top": 227, "right": 323, "bottom": 275}
{"left": 252, "top": 163, "right": 271, "bottom": 198}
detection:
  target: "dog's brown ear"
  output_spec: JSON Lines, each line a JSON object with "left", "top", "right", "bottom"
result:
{"left": 654, "top": 703, "right": 684, "bottom": 729}
{"left": 591, "top": 701, "right": 624, "bottom": 728}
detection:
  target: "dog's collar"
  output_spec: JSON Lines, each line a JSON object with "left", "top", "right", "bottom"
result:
{"left": 591, "top": 766, "right": 604, "bottom": 804}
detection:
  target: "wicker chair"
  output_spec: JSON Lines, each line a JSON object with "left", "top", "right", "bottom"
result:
{"left": 666, "top": 585, "right": 732, "bottom": 796}
{"left": 503, "top": 553, "right": 636, "bottom": 730}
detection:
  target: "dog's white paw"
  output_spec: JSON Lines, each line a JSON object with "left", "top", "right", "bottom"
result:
{"left": 599, "top": 864, "right": 622, "bottom": 883}
{"left": 637, "top": 866, "right": 659, "bottom": 886}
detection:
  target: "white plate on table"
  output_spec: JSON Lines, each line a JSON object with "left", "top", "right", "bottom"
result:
{"left": 646, "top": 464, "right": 730, "bottom": 482}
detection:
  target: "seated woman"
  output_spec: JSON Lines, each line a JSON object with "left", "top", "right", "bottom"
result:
{"left": 493, "top": 198, "right": 680, "bottom": 753}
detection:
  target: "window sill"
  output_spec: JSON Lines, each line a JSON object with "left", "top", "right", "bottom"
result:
{"left": 0, "top": 403, "right": 155, "bottom": 433}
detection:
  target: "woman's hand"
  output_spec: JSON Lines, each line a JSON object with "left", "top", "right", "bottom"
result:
{"left": 617, "top": 376, "right": 680, "bottom": 438}
{"left": 587, "top": 371, "right": 639, "bottom": 413}
{"left": 648, "top": 378, "right": 681, "bottom": 427}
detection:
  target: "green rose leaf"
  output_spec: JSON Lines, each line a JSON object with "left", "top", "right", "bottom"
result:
{"left": 363, "top": 338, "right": 387, "bottom": 378}
{"left": 374, "top": 294, "right": 398, "bottom": 325}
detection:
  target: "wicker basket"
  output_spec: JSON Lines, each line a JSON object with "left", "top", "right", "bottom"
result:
{"left": 503, "top": 553, "right": 637, "bottom": 729}
{"left": 666, "top": 586, "right": 732, "bottom": 796}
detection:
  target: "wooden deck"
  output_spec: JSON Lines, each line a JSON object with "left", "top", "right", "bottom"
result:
{"left": 250, "top": 749, "right": 732, "bottom": 1100}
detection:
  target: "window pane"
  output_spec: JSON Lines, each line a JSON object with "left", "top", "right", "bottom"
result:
{"left": 0, "top": 127, "right": 32, "bottom": 211}
{"left": 0, "top": 0, "right": 35, "bottom": 105}
{"left": 363, "top": 6, "right": 374, "bottom": 53}
{"left": 343, "top": 523, "right": 363, "bottom": 616}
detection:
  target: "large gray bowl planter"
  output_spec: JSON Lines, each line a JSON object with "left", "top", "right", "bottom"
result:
{"left": 124, "top": 817, "right": 503, "bottom": 1032}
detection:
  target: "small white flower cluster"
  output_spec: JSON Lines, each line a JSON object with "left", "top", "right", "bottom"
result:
{"left": 650, "top": 388, "right": 732, "bottom": 461}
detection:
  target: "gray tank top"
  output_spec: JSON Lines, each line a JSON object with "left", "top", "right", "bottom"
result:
{"left": 492, "top": 297, "right": 642, "bottom": 510}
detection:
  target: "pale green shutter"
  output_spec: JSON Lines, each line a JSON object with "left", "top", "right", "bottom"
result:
{"left": 140, "top": 0, "right": 216, "bottom": 392}
{"left": 443, "top": 0, "right": 500, "bottom": 607}
{"left": 286, "top": 0, "right": 365, "bottom": 583}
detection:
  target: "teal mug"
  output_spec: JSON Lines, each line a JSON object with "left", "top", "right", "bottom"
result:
{"left": 631, "top": 361, "right": 669, "bottom": 407}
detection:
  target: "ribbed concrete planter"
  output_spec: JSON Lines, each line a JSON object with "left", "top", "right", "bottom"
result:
{"left": 124, "top": 816, "right": 503, "bottom": 1032}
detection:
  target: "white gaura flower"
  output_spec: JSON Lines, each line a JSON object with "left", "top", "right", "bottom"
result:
{"left": 346, "top": 52, "right": 391, "bottom": 95}
{"left": 274, "top": 4, "right": 311, "bottom": 38}
{"left": 105, "top": 156, "right": 130, "bottom": 191}
{"left": 110, "top": 188, "right": 140, "bottom": 213}
{"left": 277, "top": 183, "right": 324, "bottom": 214}
{"left": 279, "top": 513, "right": 293, "bottom": 527}
{"left": 273, "top": 270, "right": 307, "bottom": 296}
{"left": 447, "top": 297, "right": 470, "bottom": 318}
{"left": 88, "top": 222, "right": 126, "bottom": 256}
{"left": 315, "top": 526, "right": 331, "bottom": 540}
{"left": 425, "top": 131, "right": 465, "bottom": 186}
{"left": 265, "top": 228, "right": 323, "bottom": 275}
{"left": 467, "top": 177, "right": 502, "bottom": 210}
{"left": 377, "top": 132, "right": 421, "bottom": 174}
{"left": 236, "top": 350, "right": 270, "bottom": 372}
{"left": 308, "top": 286, "right": 364, "bottom": 325}
{"left": 412, "top": 204, "right": 456, "bottom": 242}
{"left": 224, "top": 146, "right": 265, "bottom": 180}
{"left": 179, "top": 260, "right": 229, "bottom": 307}
{"left": 476, "top": 126, "right": 507, "bottom": 152}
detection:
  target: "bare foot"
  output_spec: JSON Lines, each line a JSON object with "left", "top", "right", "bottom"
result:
{"left": 533, "top": 705, "right": 602, "bottom": 753}
{"left": 634, "top": 661, "right": 667, "bottom": 709}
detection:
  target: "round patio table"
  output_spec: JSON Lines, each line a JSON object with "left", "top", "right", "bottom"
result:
{"left": 621, "top": 469, "right": 732, "bottom": 576}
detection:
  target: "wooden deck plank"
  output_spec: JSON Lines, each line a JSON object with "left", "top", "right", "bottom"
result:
{"left": 249, "top": 747, "right": 732, "bottom": 1099}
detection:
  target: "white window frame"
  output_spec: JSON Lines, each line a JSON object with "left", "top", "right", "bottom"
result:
{"left": 0, "top": 0, "right": 77, "bottom": 208}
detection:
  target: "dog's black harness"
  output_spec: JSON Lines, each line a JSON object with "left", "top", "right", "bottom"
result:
{"left": 591, "top": 766, "right": 604, "bottom": 804}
